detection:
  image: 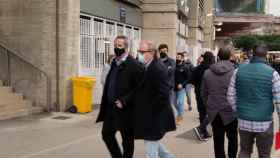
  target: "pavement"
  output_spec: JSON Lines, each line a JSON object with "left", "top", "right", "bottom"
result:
{"left": 0, "top": 102, "right": 278, "bottom": 158}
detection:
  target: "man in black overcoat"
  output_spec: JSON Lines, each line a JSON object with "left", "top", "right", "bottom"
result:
{"left": 96, "top": 35, "right": 144, "bottom": 158}
{"left": 123, "top": 40, "right": 176, "bottom": 158}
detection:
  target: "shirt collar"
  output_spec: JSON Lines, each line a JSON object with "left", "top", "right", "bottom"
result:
{"left": 145, "top": 59, "right": 153, "bottom": 68}
{"left": 160, "top": 57, "right": 168, "bottom": 62}
{"left": 116, "top": 53, "right": 129, "bottom": 66}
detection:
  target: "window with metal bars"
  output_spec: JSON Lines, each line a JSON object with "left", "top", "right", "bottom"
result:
{"left": 80, "top": 14, "right": 141, "bottom": 71}
{"left": 199, "top": 0, "right": 204, "bottom": 11}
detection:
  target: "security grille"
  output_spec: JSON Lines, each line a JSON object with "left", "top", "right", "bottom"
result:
{"left": 80, "top": 14, "right": 141, "bottom": 74}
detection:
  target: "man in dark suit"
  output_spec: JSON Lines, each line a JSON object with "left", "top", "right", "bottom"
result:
{"left": 129, "top": 40, "right": 176, "bottom": 158}
{"left": 158, "top": 44, "right": 176, "bottom": 106}
{"left": 96, "top": 35, "right": 144, "bottom": 158}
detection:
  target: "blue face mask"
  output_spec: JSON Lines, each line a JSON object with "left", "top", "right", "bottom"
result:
{"left": 137, "top": 53, "right": 145, "bottom": 64}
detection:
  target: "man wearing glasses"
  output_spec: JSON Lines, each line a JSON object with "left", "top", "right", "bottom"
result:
{"left": 129, "top": 41, "right": 177, "bottom": 158}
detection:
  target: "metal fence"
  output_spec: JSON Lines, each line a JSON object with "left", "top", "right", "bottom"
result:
{"left": 80, "top": 14, "right": 141, "bottom": 74}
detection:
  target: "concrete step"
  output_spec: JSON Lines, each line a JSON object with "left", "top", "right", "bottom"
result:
{"left": 29, "top": 106, "right": 44, "bottom": 114}
{"left": 0, "top": 102, "right": 32, "bottom": 113}
{"left": 0, "top": 86, "right": 13, "bottom": 94}
{"left": 0, "top": 93, "right": 24, "bottom": 104}
{"left": 0, "top": 109, "right": 29, "bottom": 121}
{"left": 0, "top": 101, "right": 43, "bottom": 120}
{"left": 0, "top": 82, "right": 41, "bottom": 120}
{"left": 0, "top": 92, "right": 23, "bottom": 99}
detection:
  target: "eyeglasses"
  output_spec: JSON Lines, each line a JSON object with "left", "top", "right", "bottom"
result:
{"left": 137, "top": 50, "right": 155, "bottom": 54}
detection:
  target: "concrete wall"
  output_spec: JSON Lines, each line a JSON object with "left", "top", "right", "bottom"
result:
{"left": 187, "top": 0, "right": 201, "bottom": 64}
{"left": 0, "top": 0, "right": 80, "bottom": 111}
{"left": 0, "top": 0, "right": 57, "bottom": 109}
{"left": 204, "top": 0, "right": 215, "bottom": 50}
{"left": 142, "top": 0, "right": 178, "bottom": 58}
{"left": 57, "top": 0, "right": 80, "bottom": 111}
{"left": 80, "top": 0, "right": 142, "bottom": 27}
{"left": 267, "top": 0, "right": 280, "bottom": 16}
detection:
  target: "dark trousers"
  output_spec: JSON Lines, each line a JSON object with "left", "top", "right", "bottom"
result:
{"left": 211, "top": 115, "right": 238, "bottom": 158}
{"left": 238, "top": 124, "right": 273, "bottom": 158}
{"left": 196, "top": 93, "right": 209, "bottom": 134}
{"left": 102, "top": 119, "right": 134, "bottom": 158}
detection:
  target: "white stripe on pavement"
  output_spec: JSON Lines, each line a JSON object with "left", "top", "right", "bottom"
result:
{"left": 20, "top": 134, "right": 100, "bottom": 158}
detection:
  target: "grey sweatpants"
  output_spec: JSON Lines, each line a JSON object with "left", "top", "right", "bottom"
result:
{"left": 238, "top": 124, "right": 274, "bottom": 158}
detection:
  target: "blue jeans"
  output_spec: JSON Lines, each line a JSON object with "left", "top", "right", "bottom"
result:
{"left": 175, "top": 89, "right": 185, "bottom": 117}
{"left": 185, "top": 84, "right": 192, "bottom": 107}
{"left": 256, "top": 0, "right": 262, "bottom": 12}
{"left": 144, "top": 140, "right": 175, "bottom": 158}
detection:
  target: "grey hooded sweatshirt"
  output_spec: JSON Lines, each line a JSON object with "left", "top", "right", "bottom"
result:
{"left": 201, "top": 60, "right": 236, "bottom": 125}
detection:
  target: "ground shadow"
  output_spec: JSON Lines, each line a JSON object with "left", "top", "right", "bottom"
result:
{"left": 176, "top": 128, "right": 208, "bottom": 144}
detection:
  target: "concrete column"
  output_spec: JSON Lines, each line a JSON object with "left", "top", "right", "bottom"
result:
{"left": 57, "top": 0, "right": 80, "bottom": 111}
{"left": 141, "top": 0, "right": 178, "bottom": 58}
{"left": 203, "top": 0, "right": 214, "bottom": 50}
{"left": 187, "top": 0, "right": 201, "bottom": 64}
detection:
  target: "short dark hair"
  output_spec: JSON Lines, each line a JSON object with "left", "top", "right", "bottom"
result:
{"left": 177, "top": 53, "right": 184, "bottom": 58}
{"left": 253, "top": 44, "right": 268, "bottom": 58}
{"left": 114, "top": 35, "right": 129, "bottom": 48}
{"left": 218, "top": 47, "right": 231, "bottom": 60}
{"left": 203, "top": 51, "right": 215, "bottom": 65}
{"left": 158, "top": 44, "right": 168, "bottom": 51}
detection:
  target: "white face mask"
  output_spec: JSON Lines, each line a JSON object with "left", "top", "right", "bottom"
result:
{"left": 137, "top": 53, "right": 145, "bottom": 64}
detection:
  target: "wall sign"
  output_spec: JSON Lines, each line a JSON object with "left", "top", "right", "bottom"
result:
{"left": 120, "top": 7, "right": 126, "bottom": 23}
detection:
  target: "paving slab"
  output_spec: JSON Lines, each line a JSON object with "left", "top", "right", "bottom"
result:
{"left": 0, "top": 97, "right": 278, "bottom": 158}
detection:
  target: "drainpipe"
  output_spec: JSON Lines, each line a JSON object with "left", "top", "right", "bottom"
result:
{"left": 56, "top": 0, "right": 60, "bottom": 111}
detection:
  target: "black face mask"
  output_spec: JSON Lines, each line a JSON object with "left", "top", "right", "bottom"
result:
{"left": 230, "top": 60, "right": 236, "bottom": 64}
{"left": 176, "top": 60, "right": 182, "bottom": 64}
{"left": 114, "top": 48, "right": 125, "bottom": 57}
{"left": 160, "top": 52, "right": 167, "bottom": 59}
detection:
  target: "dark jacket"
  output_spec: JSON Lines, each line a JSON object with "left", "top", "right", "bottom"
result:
{"left": 190, "top": 63, "right": 210, "bottom": 95}
{"left": 201, "top": 61, "right": 236, "bottom": 125}
{"left": 184, "top": 60, "right": 194, "bottom": 82}
{"left": 96, "top": 56, "right": 144, "bottom": 130}
{"left": 131, "top": 59, "right": 176, "bottom": 141}
{"left": 175, "top": 63, "right": 189, "bottom": 91}
{"left": 161, "top": 57, "right": 176, "bottom": 90}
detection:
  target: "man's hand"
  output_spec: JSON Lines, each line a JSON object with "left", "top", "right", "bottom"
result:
{"left": 115, "top": 100, "right": 123, "bottom": 109}
{"left": 177, "top": 84, "right": 183, "bottom": 90}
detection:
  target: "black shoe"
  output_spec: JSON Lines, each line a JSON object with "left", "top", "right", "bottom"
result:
{"left": 203, "top": 132, "right": 212, "bottom": 139}
{"left": 193, "top": 127, "right": 203, "bottom": 141}
{"left": 200, "top": 132, "right": 212, "bottom": 141}
{"left": 194, "top": 127, "right": 209, "bottom": 141}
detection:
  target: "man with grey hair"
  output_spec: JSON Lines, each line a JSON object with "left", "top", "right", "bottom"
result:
{"left": 126, "top": 40, "right": 176, "bottom": 158}
{"left": 96, "top": 35, "right": 144, "bottom": 158}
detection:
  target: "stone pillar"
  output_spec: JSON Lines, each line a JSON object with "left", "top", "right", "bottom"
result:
{"left": 57, "top": 0, "right": 80, "bottom": 111}
{"left": 203, "top": 0, "right": 214, "bottom": 50}
{"left": 187, "top": 0, "right": 201, "bottom": 64}
{"left": 141, "top": 0, "right": 178, "bottom": 58}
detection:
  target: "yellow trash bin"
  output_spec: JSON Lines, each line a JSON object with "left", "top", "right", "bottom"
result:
{"left": 72, "top": 77, "right": 96, "bottom": 113}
